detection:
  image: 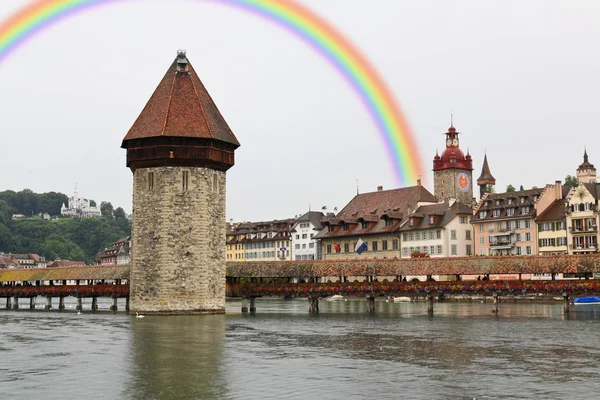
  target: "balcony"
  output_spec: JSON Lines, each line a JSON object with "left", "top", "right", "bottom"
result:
{"left": 490, "top": 240, "right": 515, "bottom": 249}
{"left": 569, "top": 226, "right": 598, "bottom": 233}
{"left": 569, "top": 244, "right": 596, "bottom": 251}
{"left": 489, "top": 229, "right": 512, "bottom": 237}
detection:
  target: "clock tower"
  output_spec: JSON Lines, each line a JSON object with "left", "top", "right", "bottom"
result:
{"left": 433, "top": 124, "right": 474, "bottom": 206}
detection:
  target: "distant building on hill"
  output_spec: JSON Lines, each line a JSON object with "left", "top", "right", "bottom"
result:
{"left": 60, "top": 185, "right": 101, "bottom": 218}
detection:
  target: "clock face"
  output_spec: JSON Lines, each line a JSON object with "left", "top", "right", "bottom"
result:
{"left": 446, "top": 139, "right": 452, "bottom": 147}
{"left": 452, "top": 138, "right": 459, "bottom": 146}
{"left": 458, "top": 173, "right": 470, "bottom": 191}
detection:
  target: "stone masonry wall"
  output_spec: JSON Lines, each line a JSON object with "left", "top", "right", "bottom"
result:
{"left": 434, "top": 168, "right": 473, "bottom": 207}
{"left": 130, "top": 166, "right": 226, "bottom": 314}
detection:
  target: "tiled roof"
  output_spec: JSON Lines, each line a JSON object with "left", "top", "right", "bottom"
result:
{"left": 536, "top": 200, "right": 567, "bottom": 222}
{"left": 0, "top": 265, "right": 130, "bottom": 283}
{"left": 292, "top": 211, "right": 326, "bottom": 231}
{"left": 122, "top": 53, "right": 240, "bottom": 147}
{"left": 337, "top": 185, "right": 437, "bottom": 220}
{"left": 582, "top": 183, "right": 600, "bottom": 200}
{"left": 472, "top": 188, "right": 544, "bottom": 222}
{"left": 477, "top": 154, "right": 496, "bottom": 185}
{"left": 400, "top": 201, "right": 472, "bottom": 231}
{"left": 314, "top": 185, "right": 437, "bottom": 240}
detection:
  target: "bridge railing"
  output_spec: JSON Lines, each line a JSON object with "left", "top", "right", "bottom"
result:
{"left": 233, "top": 280, "right": 600, "bottom": 298}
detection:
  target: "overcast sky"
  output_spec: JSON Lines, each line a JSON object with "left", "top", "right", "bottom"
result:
{"left": 1, "top": 0, "right": 599, "bottom": 221}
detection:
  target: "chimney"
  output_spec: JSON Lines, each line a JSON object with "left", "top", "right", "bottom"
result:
{"left": 377, "top": 186, "right": 383, "bottom": 191}
{"left": 176, "top": 50, "right": 188, "bottom": 73}
{"left": 555, "top": 180, "right": 562, "bottom": 199}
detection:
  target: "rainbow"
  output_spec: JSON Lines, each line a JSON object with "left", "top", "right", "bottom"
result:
{"left": 0, "top": 0, "right": 423, "bottom": 186}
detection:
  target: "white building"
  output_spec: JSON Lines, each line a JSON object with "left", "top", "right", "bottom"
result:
{"left": 290, "top": 211, "right": 326, "bottom": 260}
{"left": 400, "top": 200, "right": 474, "bottom": 258}
{"left": 60, "top": 185, "right": 101, "bottom": 218}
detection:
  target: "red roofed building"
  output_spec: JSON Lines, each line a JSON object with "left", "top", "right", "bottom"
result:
{"left": 315, "top": 184, "right": 437, "bottom": 260}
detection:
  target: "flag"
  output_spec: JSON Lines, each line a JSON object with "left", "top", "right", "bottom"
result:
{"left": 333, "top": 242, "right": 341, "bottom": 253}
{"left": 355, "top": 238, "right": 367, "bottom": 255}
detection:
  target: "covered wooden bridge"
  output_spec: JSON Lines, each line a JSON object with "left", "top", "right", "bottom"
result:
{"left": 0, "top": 265, "right": 130, "bottom": 311}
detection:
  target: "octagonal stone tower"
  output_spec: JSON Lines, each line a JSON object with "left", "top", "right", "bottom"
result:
{"left": 122, "top": 51, "right": 240, "bottom": 314}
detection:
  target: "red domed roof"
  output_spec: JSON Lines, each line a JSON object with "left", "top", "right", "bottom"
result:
{"left": 433, "top": 147, "right": 473, "bottom": 171}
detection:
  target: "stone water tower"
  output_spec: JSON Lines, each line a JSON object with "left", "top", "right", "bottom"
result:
{"left": 122, "top": 51, "right": 240, "bottom": 314}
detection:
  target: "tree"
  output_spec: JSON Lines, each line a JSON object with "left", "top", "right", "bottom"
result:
{"left": 506, "top": 184, "right": 516, "bottom": 193}
{"left": 483, "top": 184, "right": 495, "bottom": 194}
{"left": 564, "top": 175, "right": 579, "bottom": 187}
{"left": 113, "top": 207, "right": 131, "bottom": 233}
{"left": 100, "top": 201, "right": 114, "bottom": 218}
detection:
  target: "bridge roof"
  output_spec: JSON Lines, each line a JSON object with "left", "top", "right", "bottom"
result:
{"left": 226, "top": 254, "right": 600, "bottom": 278}
{"left": 0, "top": 265, "right": 130, "bottom": 283}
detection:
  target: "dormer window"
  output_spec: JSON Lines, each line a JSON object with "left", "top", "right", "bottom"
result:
{"left": 492, "top": 209, "right": 501, "bottom": 217}
{"left": 328, "top": 225, "right": 335, "bottom": 232}
{"left": 429, "top": 216, "right": 434, "bottom": 224}
{"left": 479, "top": 211, "right": 487, "bottom": 218}
{"left": 520, "top": 206, "right": 530, "bottom": 215}
{"left": 506, "top": 208, "right": 514, "bottom": 216}
{"left": 343, "top": 223, "right": 350, "bottom": 231}
{"left": 361, "top": 222, "right": 369, "bottom": 229}
{"left": 385, "top": 219, "right": 393, "bottom": 227}
{"left": 409, "top": 218, "right": 414, "bottom": 227}
{"left": 484, "top": 201, "right": 490, "bottom": 207}
{"left": 507, "top": 199, "right": 513, "bottom": 205}
{"left": 495, "top": 200, "right": 500, "bottom": 206}
{"left": 520, "top": 197, "right": 525, "bottom": 204}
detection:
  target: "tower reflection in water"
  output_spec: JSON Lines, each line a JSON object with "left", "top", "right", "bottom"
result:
{"left": 125, "top": 315, "right": 227, "bottom": 400}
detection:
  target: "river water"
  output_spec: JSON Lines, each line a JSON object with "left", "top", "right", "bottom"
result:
{"left": 1, "top": 297, "right": 600, "bottom": 399}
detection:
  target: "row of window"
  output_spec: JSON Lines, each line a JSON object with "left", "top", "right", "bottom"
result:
{"left": 479, "top": 232, "right": 532, "bottom": 244}
{"left": 402, "top": 229, "right": 471, "bottom": 241}
{"left": 295, "top": 255, "right": 316, "bottom": 260}
{"left": 245, "top": 250, "right": 290, "bottom": 259}
{"left": 401, "top": 244, "right": 472, "bottom": 256}
{"left": 325, "top": 239, "right": 399, "bottom": 254}
{"left": 480, "top": 206, "right": 530, "bottom": 219}
{"left": 539, "top": 238, "right": 568, "bottom": 247}
{"left": 294, "top": 243, "right": 315, "bottom": 250}
{"left": 478, "top": 220, "right": 532, "bottom": 232}
{"left": 295, "top": 233, "right": 314, "bottom": 240}
{"left": 483, "top": 246, "right": 533, "bottom": 255}
{"left": 484, "top": 196, "right": 537, "bottom": 207}
{"left": 538, "top": 222, "right": 567, "bottom": 231}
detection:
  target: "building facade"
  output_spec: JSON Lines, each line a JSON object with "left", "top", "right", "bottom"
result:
{"left": 290, "top": 211, "right": 325, "bottom": 260}
{"left": 472, "top": 188, "right": 545, "bottom": 256}
{"left": 227, "top": 219, "right": 294, "bottom": 261}
{"left": 97, "top": 237, "right": 131, "bottom": 265}
{"left": 400, "top": 200, "right": 474, "bottom": 258}
{"left": 565, "top": 183, "right": 599, "bottom": 254}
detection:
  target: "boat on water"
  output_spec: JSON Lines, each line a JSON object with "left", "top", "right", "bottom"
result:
{"left": 573, "top": 296, "right": 600, "bottom": 305}
{"left": 393, "top": 296, "right": 412, "bottom": 303}
{"left": 327, "top": 295, "right": 344, "bottom": 301}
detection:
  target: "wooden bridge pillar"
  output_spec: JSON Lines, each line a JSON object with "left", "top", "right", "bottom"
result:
{"left": 110, "top": 297, "right": 118, "bottom": 312}
{"left": 45, "top": 296, "right": 52, "bottom": 310}
{"left": 241, "top": 297, "right": 248, "bottom": 313}
{"left": 308, "top": 295, "right": 319, "bottom": 314}
{"left": 562, "top": 292, "right": 569, "bottom": 314}
{"left": 427, "top": 294, "right": 434, "bottom": 315}
{"left": 76, "top": 296, "right": 83, "bottom": 311}
{"left": 5, "top": 297, "right": 12, "bottom": 309}
{"left": 91, "top": 297, "right": 98, "bottom": 311}
{"left": 249, "top": 297, "right": 256, "bottom": 313}
{"left": 59, "top": 296, "right": 65, "bottom": 310}
{"left": 12, "top": 297, "right": 19, "bottom": 310}
{"left": 29, "top": 297, "right": 36, "bottom": 309}
{"left": 492, "top": 292, "right": 499, "bottom": 314}
{"left": 365, "top": 294, "right": 376, "bottom": 313}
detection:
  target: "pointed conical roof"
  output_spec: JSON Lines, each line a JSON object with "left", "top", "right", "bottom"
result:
{"left": 477, "top": 154, "right": 496, "bottom": 185}
{"left": 121, "top": 52, "right": 240, "bottom": 147}
{"left": 578, "top": 148, "right": 595, "bottom": 171}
